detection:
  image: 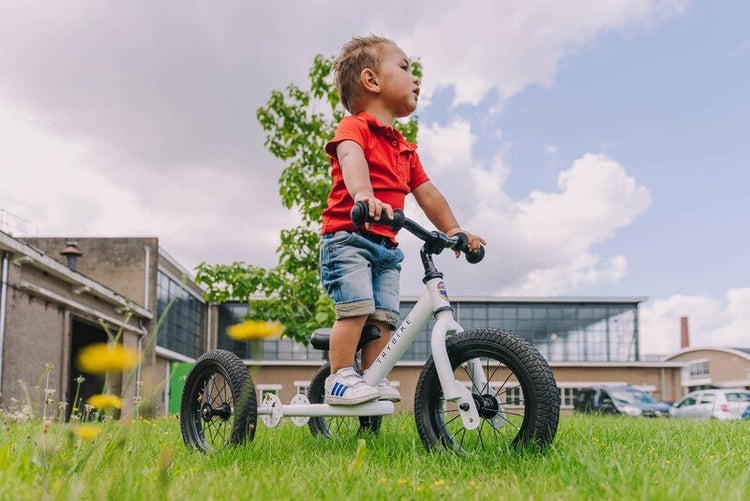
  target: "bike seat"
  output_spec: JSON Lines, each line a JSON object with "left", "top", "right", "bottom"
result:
{"left": 310, "top": 324, "right": 382, "bottom": 351}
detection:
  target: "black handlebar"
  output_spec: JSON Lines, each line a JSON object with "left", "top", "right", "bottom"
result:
{"left": 350, "top": 201, "right": 484, "bottom": 264}
{"left": 350, "top": 200, "right": 405, "bottom": 231}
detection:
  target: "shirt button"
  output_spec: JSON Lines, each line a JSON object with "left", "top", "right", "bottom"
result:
{"left": 392, "top": 140, "right": 397, "bottom": 146}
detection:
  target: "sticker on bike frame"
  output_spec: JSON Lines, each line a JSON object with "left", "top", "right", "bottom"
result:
{"left": 438, "top": 281, "right": 449, "bottom": 301}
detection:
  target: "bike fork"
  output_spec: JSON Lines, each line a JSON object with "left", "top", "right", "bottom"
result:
{"left": 430, "top": 311, "right": 481, "bottom": 430}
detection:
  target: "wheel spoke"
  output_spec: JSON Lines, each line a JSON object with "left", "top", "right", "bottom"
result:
{"left": 476, "top": 419, "right": 486, "bottom": 449}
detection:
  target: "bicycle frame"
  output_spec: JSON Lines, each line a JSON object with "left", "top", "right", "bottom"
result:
{"left": 258, "top": 274, "right": 487, "bottom": 430}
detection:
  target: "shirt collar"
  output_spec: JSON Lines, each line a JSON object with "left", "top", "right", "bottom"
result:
{"left": 356, "top": 112, "right": 417, "bottom": 152}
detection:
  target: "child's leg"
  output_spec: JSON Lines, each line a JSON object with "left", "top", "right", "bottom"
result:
{"left": 326, "top": 314, "right": 380, "bottom": 405}
{"left": 360, "top": 319, "right": 401, "bottom": 402}
{"left": 360, "top": 320, "right": 392, "bottom": 370}
{"left": 329, "top": 315, "right": 368, "bottom": 374}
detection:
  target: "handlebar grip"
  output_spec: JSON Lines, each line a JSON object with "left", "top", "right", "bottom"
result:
{"left": 453, "top": 232, "right": 469, "bottom": 252}
{"left": 350, "top": 200, "right": 404, "bottom": 231}
{"left": 350, "top": 200, "right": 368, "bottom": 227}
{"left": 453, "top": 232, "right": 484, "bottom": 264}
{"left": 465, "top": 246, "right": 485, "bottom": 264}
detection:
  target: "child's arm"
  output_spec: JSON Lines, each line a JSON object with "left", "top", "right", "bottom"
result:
{"left": 412, "top": 181, "right": 486, "bottom": 253}
{"left": 337, "top": 140, "right": 394, "bottom": 225}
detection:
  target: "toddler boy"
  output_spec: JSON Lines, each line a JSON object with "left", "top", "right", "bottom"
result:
{"left": 321, "top": 35, "right": 485, "bottom": 405}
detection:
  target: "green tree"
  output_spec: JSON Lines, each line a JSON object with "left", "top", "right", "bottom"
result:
{"left": 195, "top": 55, "right": 421, "bottom": 344}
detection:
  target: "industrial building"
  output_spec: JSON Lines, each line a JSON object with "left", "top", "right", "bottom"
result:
{"left": 1, "top": 230, "right": 701, "bottom": 417}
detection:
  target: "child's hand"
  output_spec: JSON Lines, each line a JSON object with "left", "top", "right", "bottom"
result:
{"left": 447, "top": 228, "right": 487, "bottom": 258}
{"left": 354, "top": 193, "right": 394, "bottom": 230}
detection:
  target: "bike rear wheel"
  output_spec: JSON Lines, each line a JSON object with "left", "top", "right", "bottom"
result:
{"left": 180, "top": 349, "right": 257, "bottom": 452}
{"left": 307, "top": 362, "right": 382, "bottom": 438}
{"left": 414, "top": 328, "right": 559, "bottom": 454}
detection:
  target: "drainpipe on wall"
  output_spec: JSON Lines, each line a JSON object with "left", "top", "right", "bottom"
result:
{"left": 0, "top": 252, "right": 9, "bottom": 392}
{"left": 144, "top": 245, "right": 151, "bottom": 310}
{"left": 137, "top": 245, "right": 151, "bottom": 420}
{"left": 136, "top": 319, "right": 149, "bottom": 421}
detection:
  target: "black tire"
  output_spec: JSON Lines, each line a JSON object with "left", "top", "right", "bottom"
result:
{"left": 414, "top": 328, "right": 559, "bottom": 454}
{"left": 307, "top": 362, "right": 382, "bottom": 438}
{"left": 180, "top": 349, "right": 257, "bottom": 452}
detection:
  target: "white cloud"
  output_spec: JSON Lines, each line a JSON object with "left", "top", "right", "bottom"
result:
{"left": 401, "top": 0, "right": 689, "bottom": 104}
{"left": 0, "top": 101, "right": 291, "bottom": 269}
{"left": 398, "top": 120, "right": 651, "bottom": 296}
{"left": 640, "top": 289, "right": 750, "bottom": 355}
{"left": 0, "top": 0, "right": 684, "bottom": 279}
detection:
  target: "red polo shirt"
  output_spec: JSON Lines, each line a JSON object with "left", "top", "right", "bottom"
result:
{"left": 322, "top": 113, "right": 429, "bottom": 242}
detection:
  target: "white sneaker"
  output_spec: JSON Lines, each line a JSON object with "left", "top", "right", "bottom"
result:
{"left": 377, "top": 378, "right": 401, "bottom": 402}
{"left": 324, "top": 367, "right": 380, "bottom": 405}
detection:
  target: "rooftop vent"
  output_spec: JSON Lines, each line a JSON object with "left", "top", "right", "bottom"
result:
{"left": 60, "top": 241, "right": 83, "bottom": 271}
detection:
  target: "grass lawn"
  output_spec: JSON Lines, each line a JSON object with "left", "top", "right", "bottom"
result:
{"left": 1, "top": 413, "right": 749, "bottom": 500}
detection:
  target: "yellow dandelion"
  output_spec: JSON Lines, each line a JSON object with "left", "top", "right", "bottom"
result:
{"left": 73, "top": 425, "right": 101, "bottom": 440}
{"left": 87, "top": 393, "right": 123, "bottom": 410}
{"left": 76, "top": 343, "right": 138, "bottom": 374}
{"left": 397, "top": 479, "right": 407, "bottom": 485}
{"left": 226, "top": 319, "right": 284, "bottom": 340}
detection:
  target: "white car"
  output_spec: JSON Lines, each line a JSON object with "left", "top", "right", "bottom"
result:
{"left": 670, "top": 389, "right": 750, "bottom": 420}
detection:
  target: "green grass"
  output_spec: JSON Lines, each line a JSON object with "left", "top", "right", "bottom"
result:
{"left": 1, "top": 414, "right": 749, "bottom": 500}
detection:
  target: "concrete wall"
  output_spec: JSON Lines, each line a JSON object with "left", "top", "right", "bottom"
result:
{"left": 1, "top": 260, "right": 67, "bottom": 406}
{"left": 1, "top": 239, "right": 149, "bottom": 413}
{"left": 668, "top": 349, "right": 750, "bottom": 388}
{"left": 24, "top": 237, "right": 158, "bottom": 310}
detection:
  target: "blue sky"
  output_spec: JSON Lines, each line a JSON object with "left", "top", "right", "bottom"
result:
{"left": 0, "top": 1, "right": 747, "bottom": 353}
{"left": 493, "top": 4, "right": 750, "bottom": 301}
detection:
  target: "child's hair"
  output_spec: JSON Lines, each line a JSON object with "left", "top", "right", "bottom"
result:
{"left": 333, "top": 35, "right": 394, "bottom": 114}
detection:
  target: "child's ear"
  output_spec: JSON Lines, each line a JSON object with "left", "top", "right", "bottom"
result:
{"left": 360, "top": 68, "right": 380, "bottom": 94}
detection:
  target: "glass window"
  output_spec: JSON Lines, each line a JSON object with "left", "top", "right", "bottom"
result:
{"left": 505, "top": 386, "right": 523, "bottom": 407}
{"left": 214, "top": 299, "right": 641, "bottom": 363}
{"left": 699, "top": 393, "right": 716, "bottom": 404}
{"left": 216, "top": 302, "right": 325, "bottom": 361}
{"left": 677, "top": 397, "right": 696, "bottom": 407}
{"left": 560, "top": 387, "right": 577, "bottom": 408}
{"left": 156, "top": 271, "right": 205, "bottom": 359}
{"left": 689, "top": 361, "right": 709, "bottom": 378}
{"left": 726, "top": 392, "right": 750, "bottom": 402}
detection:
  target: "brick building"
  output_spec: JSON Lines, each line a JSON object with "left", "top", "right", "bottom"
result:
{"left": 1, "top": 230, "right": 688, "bottom": 418}
{"left": 0, "top": 231, "right": 205, "bottom": 416}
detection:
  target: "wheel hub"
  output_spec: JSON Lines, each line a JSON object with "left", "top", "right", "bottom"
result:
{"left": 201, "top": 401, "right": 231, "bottom": 422}
{"left": 473, "top": 393, "right": 501, "bottom": 419}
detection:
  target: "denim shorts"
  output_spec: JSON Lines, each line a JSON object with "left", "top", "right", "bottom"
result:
{"left": 320, "top": 231, "right": 404, "bottom": 330}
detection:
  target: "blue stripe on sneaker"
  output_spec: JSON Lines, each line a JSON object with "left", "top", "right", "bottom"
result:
{"left": 335, "top": 382, "right": 348, "bottom": 397}
{"left": 339, "top": 384, "right": 348, "bottom": 396}
{"left": 332, "top": 382, "right": 347, "bottom": 397}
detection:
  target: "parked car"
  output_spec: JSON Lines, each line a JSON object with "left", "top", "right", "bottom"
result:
{"left": 670, "top": 389, "right": 750, "bottom": 420}
{"left": 574, "top": 385, "right": 671, "bottom": 417}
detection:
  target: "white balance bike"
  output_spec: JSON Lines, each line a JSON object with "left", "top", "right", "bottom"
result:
{"left": 180, "top": 202, "right": 560, "bottom": 454}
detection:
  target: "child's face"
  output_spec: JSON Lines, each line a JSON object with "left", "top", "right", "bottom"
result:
{"left": 375, "top": 43, "right": 420, "bottom": 118}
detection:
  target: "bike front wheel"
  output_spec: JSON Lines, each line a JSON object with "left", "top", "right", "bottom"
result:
{"left": 414, "top": 328, "right": 560, "bottom": 454}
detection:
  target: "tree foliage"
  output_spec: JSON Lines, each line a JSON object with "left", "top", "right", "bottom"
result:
{"left": 195, "top": 55, "right": 421, "bottom": 343}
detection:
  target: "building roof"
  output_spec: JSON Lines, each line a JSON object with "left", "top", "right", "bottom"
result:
{"left": 0, "top": 230, "right": 152, "bottom": 319}
{"left": 665, "top": 346, "right": 750, "bottom": 362}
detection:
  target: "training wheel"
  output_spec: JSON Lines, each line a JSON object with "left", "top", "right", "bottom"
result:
{"left": 260, "top": 393, "right": 283, "bottom": 428}
{"left": 290, "top": 394, "right": 310, "bottom": 427}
